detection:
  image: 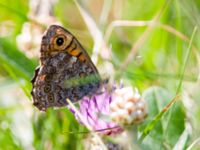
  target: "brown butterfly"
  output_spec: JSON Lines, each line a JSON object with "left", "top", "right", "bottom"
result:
{"left": 31, "top": 25, "right": 102, "bottom": 111}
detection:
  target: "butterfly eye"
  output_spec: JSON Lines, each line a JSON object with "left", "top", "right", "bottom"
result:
{"left": 56, "top": 37, "right": 64, "bottom": 46}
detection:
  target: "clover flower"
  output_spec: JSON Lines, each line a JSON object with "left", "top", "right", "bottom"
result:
{"left": 110, "top": 87, "right": 147, "bottom": 125}
{"left": 69, "top": 84, "right": 147, "bottom": 136}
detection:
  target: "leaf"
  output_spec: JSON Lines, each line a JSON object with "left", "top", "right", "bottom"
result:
{"left": 139, "top": 86, "right": 185, "bottom": 150}
{"left": 0, "top": 38, "right": 37, "bottom": 98}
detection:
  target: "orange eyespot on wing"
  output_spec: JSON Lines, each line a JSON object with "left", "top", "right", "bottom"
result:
{"left": 51, "top": 34, "right": 73, "bottom": 51}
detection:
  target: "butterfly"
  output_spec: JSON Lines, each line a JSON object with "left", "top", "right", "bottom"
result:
{"left": 31, "top": 25, "right": 103, "bottom": 111}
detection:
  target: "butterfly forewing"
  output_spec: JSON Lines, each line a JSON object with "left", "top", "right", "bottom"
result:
{"left": 31, "top": 25, "right": 102, "bottom": 111}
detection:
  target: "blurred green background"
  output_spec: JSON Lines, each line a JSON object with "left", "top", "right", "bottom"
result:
{"left": 0, "top": 0, "right": 200, "bottom": 149}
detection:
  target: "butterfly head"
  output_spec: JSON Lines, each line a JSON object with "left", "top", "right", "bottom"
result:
{"left": 41, "top": 25, "right": 73, "bottom": 54}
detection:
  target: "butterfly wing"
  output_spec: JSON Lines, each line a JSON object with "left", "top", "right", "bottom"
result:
{"left": 31, "top": 25, "right": 102, "bottom": 111}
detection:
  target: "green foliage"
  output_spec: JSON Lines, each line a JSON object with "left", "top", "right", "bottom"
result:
{"left": 140, "top": 87, "right": 185, "bottom": 149}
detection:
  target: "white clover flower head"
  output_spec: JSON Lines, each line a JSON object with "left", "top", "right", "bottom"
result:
{"left": 110, "top": 87, "right": 147, "bottom": 125}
